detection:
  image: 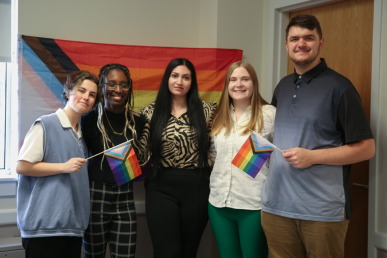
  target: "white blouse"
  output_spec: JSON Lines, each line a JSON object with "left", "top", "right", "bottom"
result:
{"left": 209, "top": 104, "right": 276, "bottom": 210}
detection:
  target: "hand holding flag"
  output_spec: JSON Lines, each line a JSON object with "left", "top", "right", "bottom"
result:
{"left": 231, "top": 131, "right": 281, "bottom": 178}
{"left": 87, "top": 140, "right": 142, "bottom": 186}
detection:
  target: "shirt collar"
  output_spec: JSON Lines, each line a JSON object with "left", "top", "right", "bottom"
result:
{"left": 55, "top": 109, "right": 82, "bottom": 139}
{"left": 230, "top": 104, "right": 251, "bottom": 122}
{"left": 171, "top": 108, "right": 188, "bottom": 119}
{"left": 292, "top": 58, "right": 327, "bottom": 83}
{"left": 230, "top": 104, "right": 251, "bottom": 112}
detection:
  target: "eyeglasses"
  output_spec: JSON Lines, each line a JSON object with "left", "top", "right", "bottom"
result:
{"left": 103, "top": 82, "right": 131, "bottom": 91}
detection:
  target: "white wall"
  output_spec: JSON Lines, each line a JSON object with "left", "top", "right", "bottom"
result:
{"left": 216, "top": 0, "right": 265, "bottom": 99}
{"left": 18, "top": 0, "right": 202, "bottom": 47}
{"left": 260, "top": 0, "right": 276, "bottom": 101}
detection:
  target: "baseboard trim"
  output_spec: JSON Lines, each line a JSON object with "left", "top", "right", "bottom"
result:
{"left": 0, "top": 209, "right": 17, "bottom": 225}
{"left": 375, "top": 231, "right": 387, "bottom": 251}
{"left": 0, "top": 200, "right": 146, "bottom": 226}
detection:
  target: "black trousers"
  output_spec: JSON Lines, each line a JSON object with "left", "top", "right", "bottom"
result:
{"left": 22, "top": 236, "right": 82, "bottom": 258}
{"left": 145, "top": 168, "right": 210, "bottom": 258}
{"left": 83, "top": 181, "right": 137, "bottom": 258}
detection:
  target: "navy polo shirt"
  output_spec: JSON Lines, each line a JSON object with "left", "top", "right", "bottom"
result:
{"left": 261, "top": 58, "right": 373, "bottom": 222}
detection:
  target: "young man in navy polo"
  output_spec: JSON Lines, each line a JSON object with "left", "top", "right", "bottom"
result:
{"left": 261, "top": 14, "right": 375, "bottom": 258}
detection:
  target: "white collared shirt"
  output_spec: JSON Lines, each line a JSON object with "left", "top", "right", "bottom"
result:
{"left": 209, "top": 104, "right": 276, "bottom": 210}
{"left": 18, "top": 109, "right": 82, "bottom": 163}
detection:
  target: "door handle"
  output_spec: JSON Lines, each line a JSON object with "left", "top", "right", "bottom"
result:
{"left": 353, "top": 183, "right": 368, "bottom": 189}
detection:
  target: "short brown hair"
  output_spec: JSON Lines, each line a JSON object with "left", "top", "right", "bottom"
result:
{"left": 62, "top": 70, "right": 99, "bottom": 107}
{"left": 286, "top": 14, "right": 322, "bottom": 41}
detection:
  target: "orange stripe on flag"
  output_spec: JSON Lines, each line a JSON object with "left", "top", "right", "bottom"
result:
{"left": 77, "top": 65, "right": 226, "bottom": 92}
{"left": 55, "top": 39, "right": 243, "bottom": 70}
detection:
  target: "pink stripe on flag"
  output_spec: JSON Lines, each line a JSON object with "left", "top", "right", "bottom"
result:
{"left": 21, "top": 56, "right": 64, "bottom": 112}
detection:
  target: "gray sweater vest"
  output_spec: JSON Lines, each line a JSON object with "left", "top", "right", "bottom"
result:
{"left": 17, "top": 113, "right": 90, "bottom": 238}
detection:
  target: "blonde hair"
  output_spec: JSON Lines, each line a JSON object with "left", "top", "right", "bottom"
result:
{"left": 210, "top": 61, "right": 268, "bottom": 136}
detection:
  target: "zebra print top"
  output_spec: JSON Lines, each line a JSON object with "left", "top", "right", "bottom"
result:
{"left": 138, "top": 100, "right": 216, "bottom": 169}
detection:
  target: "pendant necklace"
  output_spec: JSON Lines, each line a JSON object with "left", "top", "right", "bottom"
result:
{"left": 104, "top": 111, "right": 124, "bottom": 135}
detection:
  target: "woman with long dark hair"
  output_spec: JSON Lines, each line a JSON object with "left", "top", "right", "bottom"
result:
{"left": 81, "top": 64, "right": 144, "bottom": 258}
{"left": 138, "top": 58, "right": 216, "bottom": 258}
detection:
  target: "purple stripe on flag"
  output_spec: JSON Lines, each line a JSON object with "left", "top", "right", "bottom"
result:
{"left": 244, "top": 154, "right": 262, "bottom": 174}
{"left": 251, "top": 153, "right": 271, "bottom": 178}
{"left": 113, "top": 159, "right": 128, "bottom": 186}
{"left": 246, "top": 155, "right": 263, "bottom": 177}
{"left": 107, "top": 157, "right": 123, "bottom": 186}
{"left": 249, "top": 153, "right": 271, "bottom": 178}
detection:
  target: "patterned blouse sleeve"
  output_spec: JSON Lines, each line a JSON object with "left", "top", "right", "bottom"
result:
{"left": 203, "top": 101, "right": 217, "bottom": 134}
{"left": 137, "top": 103, "right": 154, "bottom": 166}
{"left": 202, "top": 101, "right": 217, "bottom": 166}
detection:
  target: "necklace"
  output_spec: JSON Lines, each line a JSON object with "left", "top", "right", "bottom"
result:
{"left": 104, "top": 111, "right": 124, "bottom": 135}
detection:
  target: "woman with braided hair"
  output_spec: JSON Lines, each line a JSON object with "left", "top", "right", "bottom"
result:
{"left": 81, "top": 64, "right": 144, "bottom": 258}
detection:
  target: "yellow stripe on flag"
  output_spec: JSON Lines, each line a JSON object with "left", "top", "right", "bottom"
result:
{"left": 199, "top": 91, "right": 222, "bottom": 104}
{"left": 132, "top": 90, "right": 222, "bottom": 112}
{"left": 240, "top": 150, "right": 254, "bottom": 170}
{"left": 125, "top": 159, "right": 135, "bottom": 179}
{"left": 133, "top": 90, "right": 158, "bottom": 112}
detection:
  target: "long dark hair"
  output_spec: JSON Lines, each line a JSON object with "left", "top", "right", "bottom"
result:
{"left": 150, "top": 58, "right": 209, "bottom": 175}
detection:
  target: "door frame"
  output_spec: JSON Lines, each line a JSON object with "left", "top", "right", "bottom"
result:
{"left": 266, "top": 0, "right": 382, "bottom": 257}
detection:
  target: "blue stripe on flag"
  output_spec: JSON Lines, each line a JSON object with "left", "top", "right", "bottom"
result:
{"left": 113, "top": 158, "right": 128, "bottom": 184}
{"left": 106, "top": 143, "right": 130, "bottom": 158}
{"left": 22, "top": 39, "right": 65, "bottom": 105}
{"left": 253, "top": 133, "right": 274, "bottom": 149}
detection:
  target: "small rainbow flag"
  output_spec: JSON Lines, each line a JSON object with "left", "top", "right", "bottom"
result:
{"left": 232, "top": 132, "right": 276, "bottom": 178}
{"left": 105, "top": 141, "right": 142, "bottom": 186}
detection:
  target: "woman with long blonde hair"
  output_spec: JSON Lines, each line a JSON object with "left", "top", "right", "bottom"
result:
{"left": 208, "top": 61, "right": 275, "bottom": 258}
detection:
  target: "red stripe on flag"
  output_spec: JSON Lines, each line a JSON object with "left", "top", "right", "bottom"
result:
{"left": 54, "top": 39, "right": 242, "bottom": 70}
{"left": 232, "top": 139, "right": 252, "bottom": 168}
{"left": 128, "top": 148, "right": 142, "bottom": 178}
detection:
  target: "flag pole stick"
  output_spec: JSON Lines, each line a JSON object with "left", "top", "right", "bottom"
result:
{"left": 248, "top": 129, "right": 283, "bottom": 153}
{"left": 86, "top": 139, "right": 133, "bottom": 160}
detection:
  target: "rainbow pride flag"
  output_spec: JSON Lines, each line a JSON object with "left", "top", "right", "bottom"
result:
{"left": 105, "top": 141, "right": 142, "bottom": 186}
{"left": 19, "top": 35, "right": 242, "bottom": 112}
{"left": 18, "top": 34, "right": 242, "bottom": 179}
{"left": 232, "top": 132, "right": 275, "bottom": 178}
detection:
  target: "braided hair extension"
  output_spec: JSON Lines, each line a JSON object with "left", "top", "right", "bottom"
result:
{"left": 96, "top": 64, "right": 139, "bottom": 157}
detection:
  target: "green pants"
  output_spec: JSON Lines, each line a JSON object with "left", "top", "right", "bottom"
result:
{"left": 208, "top": 202, "right": 268, "bottom": 258}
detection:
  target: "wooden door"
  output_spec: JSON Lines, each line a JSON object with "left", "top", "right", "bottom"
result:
{"left": 288, "top": 0, "right": 374, "bottom": 257}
